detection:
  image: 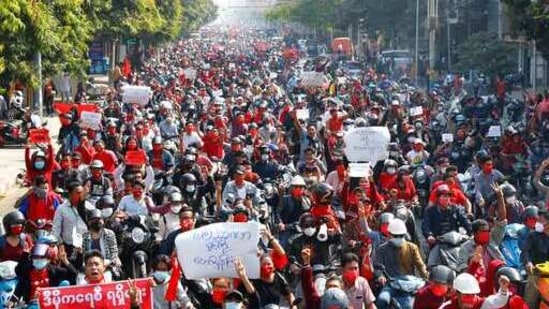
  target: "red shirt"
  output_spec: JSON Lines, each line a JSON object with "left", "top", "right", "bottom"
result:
{"left": 25, "top": 145, "right": 55, "bottom": 187}
{"left": 414, "top": 285, "right": 449, "bottom": 309}
{"left": 387, "top": 177, "right": 417, "bottom": 201}
{"left": 202, "top": 137, "right": 224, "bottom": 160}
{"left": 74, "top": 144, "right": 95, "bottom": 164}
{"left": 26, "top": 191, "right": 58, "bottom": 222}
{"left": 92, "top": 150, "right": 118, "bottom": 174}
{"left": 327, "top": 115, "right": 344, "bottom": 132}
{"left": 429, "top": 181, "right": 468, "bottom": 206}
{"left": 440, "top": 296, "right": 484, "bottom": 309}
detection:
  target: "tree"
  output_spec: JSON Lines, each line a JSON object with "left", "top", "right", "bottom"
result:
{"left": 454, "top": 31, "right": 516, "bottom": 77}
{"left": 503, "top": 0, "right": 549, "bottom": 59}
{"left": 180, "top": 0, "right": 218, "bottom": 34}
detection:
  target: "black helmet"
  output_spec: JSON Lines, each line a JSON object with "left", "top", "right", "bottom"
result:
{"left": 3, "top": 210, "right": 25, "bottom": 231}
{"left": 501, "top": 183, "right": 517, "bottom": 198}
{"left": 311, "top": 182, "right": 333, "bottom": 202}
{"left": 495, "top": 266, "right": 521, "bottom": 283}
{"left": 181, "top": 173, "right": 197, "bottom": 184}
{"left": 96, "top": 195, "right": 115, "bottom": 210}
{"left": 87, "top": 209, "right": 102, "bottom": 221}
{"left": 475, "top": 150, "right": 489, "bottom": 161}
{"left": 298, "top": 212, "right": 316, "bottom": 229}
{"left": 429, "top": 265, "right": 455, "bottom": 284}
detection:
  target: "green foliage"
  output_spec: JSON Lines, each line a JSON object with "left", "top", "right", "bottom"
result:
{"left": 180, "top": 0, "right": 218, "bottom": 34}
{"left": 454, "top": 31, "right": 516, "bottom": 77}
{"left": 503, "top": 0, "right": 549, "bottom": 59}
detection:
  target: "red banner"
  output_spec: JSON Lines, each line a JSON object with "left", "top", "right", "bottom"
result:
{"left": 38, "top": 278, "right": 152, "bottom": 309}
{"left": 53, "top": 102, "right": 73, "bottom": 115}
{"left": 29, "top": 128, "right": 50, "bottom": 144}
{"left": 53, "top": 102, "right": 99, "bottom": 116}
{"left": 125, "top": 150, "right": 147, "bottom": 166}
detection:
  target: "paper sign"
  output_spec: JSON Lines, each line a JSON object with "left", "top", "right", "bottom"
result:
{"left": 125, "top": 150, "right": 147, "bottom": 166}
{"left": 39, "top": 278, "right": 152, "bottom": 309}
{"left": 349, "top": 163, "right": 371, "bottom": 177}
{"left": 175, "top": 222, "right": 261, "bottom": 280}
{"left": 296, "top": 109, "right": 310, "bottom": 120}
{"left": 344, "top": 126, "right": 391, "bottom": 163}
{"left": 442, "top": 133, "right": 454, "bottom": 143}
{"left": 410, "top": 106, "right": 424, "bottom": 117}
{"left": 28, "top": 128, "right": 50, "bottom": 144}
{"left": 301, "top": 71, "right": 329, "bottom": 87}
{"left": 182, "top": 68, "right": 197, "bottom": 80}
{"left": 79, "top": 111, "right": 102, "bottom": 130}
{"left": 121, "top": 85, "right": 152, "bottom": 106}
{"left": 486, "top": 125, "right": 502, "bottom": 137}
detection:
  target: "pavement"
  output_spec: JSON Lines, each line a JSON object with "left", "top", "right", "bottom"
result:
{"left": 0, "top": 115, "right": 61, "bottom": 214}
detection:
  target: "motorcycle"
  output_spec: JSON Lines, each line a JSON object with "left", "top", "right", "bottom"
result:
{"left": 389, "top": 202, "right": 420, "bottom": 245}
{"left": 433, "top": 231, "right": 469, "bottom": 271}
{"left": 499, "top": 223, "right": 527, "bottom": 277}
{"left": 411, "top": 165, "right": 433, "bottom": 218}
{"left": 118, "top": 215, "right": 157, "bottom": 279}
{"left": 536, "top": 262, "right": 549, "bottom": 309}
{"left": 151, "top": 170, "right": 174, "bottom": 205}
{"left": 388, "top": 276, "right": 426, "bottom": 309}
{"left": 0, "top": 120, "right": 27, "bottom": 146}
{"left": 0, "top": 261, "right": 19, "bottom": 307}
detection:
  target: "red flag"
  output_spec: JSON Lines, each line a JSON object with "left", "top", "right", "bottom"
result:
{"left": 165, "top": 256, "right": 181, "bottom": 302}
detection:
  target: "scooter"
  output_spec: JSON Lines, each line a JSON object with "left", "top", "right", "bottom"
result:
{"left": 0, "top": 120, "right": 27, "bottom": 146}
{"left": 499, "top": 223, "right": 527, "bottom": 277}
{"left": 0, "top": 261, "right": 20, "bottom": 307}
{"left": 388, "top": 275, "right": 426, "bottom": 308}
{"left": 118, "top": 215, "right": 157, "bottom": 279}
{"left": 434, "top": 231, "right": 469, "bottom": 271}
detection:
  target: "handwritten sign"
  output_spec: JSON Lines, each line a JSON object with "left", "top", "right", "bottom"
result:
{"left": 301, "top": 72, "right": 329, "bottom": 87}
{"left": 121, "top": 85, "right": 151, "bottom": 106}
{"left": 442, "top": 133, "right": 454, "bottom": 143}
{"left": 125, "top": 150, "right": 147, "bottom": 166}
{"left": 349, "top": 163, "right": 371, "bottom": 177}
{"left": 410, "top": 106, "right": 424, "bottom": 117}
{"left": 38, "top": 278, "right": 152, "bottom": 309}
{"left": 29, "top": 128, "right": 50, "bottom": 144}
{"left": 295, "top": 109, "right": 310, "bottom": 120}
{"left": 79, "top": 111, "right": 102, "bottom": 130}
{"left": 175, "top": 222, "right": 261, "bottom": 280}
{"left": 486, "top": 125, "right": 502, "bottom": 137}
{"left": 343, "top": 126, "right": 391, "bottom": 163}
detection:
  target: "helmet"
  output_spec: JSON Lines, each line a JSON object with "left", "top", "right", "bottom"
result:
{"left": 34, "top": 151, "right": 46, "bottom": 159}
{"left": 320, "top": 288, "right": 349, "bottom": 309}
{"left": 388, "top": 142, "right": 400, "bottom": 151}
{"left": 87, "top": 209, "right": 102, "bottom": 221}
{"left": 429, "top": 265, "right": 455, "bottom": 284}
{"left": 523, "top": 206, "right": 539, "bottom": 219}
{"left": 384, "top": 159, "right": 397, "bottom": 169}
{"left": 379, "top": 212, "right": 395, "bottom": 224}
{"left": 495, "top": 266, "right": 521, "bottom": 283}
{"left": 170, "top": 192, "right": 183, "bottom": 203}
{"left": 436, "top": 184, "right": 451, "bottom": 196}
{"left": 475, "top": 150, "right": 489, "bottom": 161}
{"left": 181, "top": 173, "right": 197, "bottom": 183}
{"left": 299, "top": 212, "right": 315, "bottom": 228}
{"left": 2, "top": 211, "right": 25, "bottom": 230}
{"left": 153, "top": 136, "right": 163, "bottom": 144}
{"left": 90, "top": 160, "right": 104, "bottom": 169}
{"left": 453, "top": 273, "right": 480, "bottom": 294}
{"left": 31, "top": 243, "right": 49, "bottom": 258}
{"left": 97, "top": 195, "right": 115, "bottom": 210}
{"left": 291, "top": 175, "right": 306, "bottom": 186}
{"left": 388, "top": 218, "right": 407, "bottom": 235}
{"left": 311, "top": 182, "right": 333, "bottom": 202}
{"left": 501, "top": 183, "right": 517, "bottom": 198}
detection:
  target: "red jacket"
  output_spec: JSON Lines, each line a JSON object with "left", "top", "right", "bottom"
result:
{"left": 24, "top": 191, "right": 60, "bottom": 222}
{"left": 25, "top": 144, "right": 55, "bottom": 187}
{"left": 300, "top": 266, "right": 321, "bottom": 309}
{"left": 413, "top": 285, "right": 451, "bottom": 309}
{"left": 74, "top": 144, "right": 95, "bottom": 164}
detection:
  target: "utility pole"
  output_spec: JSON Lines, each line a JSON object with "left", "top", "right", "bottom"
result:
{"left": 428, "top": 0, "right": 439, "bottom": 87}
{"left": 415, "top": 0, "right": 419, "bottom": 84}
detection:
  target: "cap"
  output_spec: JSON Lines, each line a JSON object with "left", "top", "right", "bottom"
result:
{"left": 224, "top": 290, "right": 244, "bottom": 303}
{"left": 437, "top": 184, "right": 451, "bottom": 195}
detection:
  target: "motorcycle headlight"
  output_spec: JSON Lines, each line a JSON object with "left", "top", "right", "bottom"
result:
{"left": 131, "top": 227, "right": 146, "bottom": 244}
{"left": 416, "top": 171, "right": 427, "bottom": 183}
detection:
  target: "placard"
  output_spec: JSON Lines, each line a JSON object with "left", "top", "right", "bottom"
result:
{"left": 343, "top": 126, "right": 391, "bottom": 163}
{"left": 486, "top": 125, "right": 502, "bottom": 137}
{"left": 182, "top": 68, "right": 197, "bottom": 80}
{"left": 295, "top": 109, "right": 310, "bottom": 120}
{"left": 53, "top": 102, "right": 73, "bottom": 115}
{"left": 39, "top": 278, "right": 152, "bottom": 309}
{"left": 28, "top": 128, "right": 50, "bottom": 144}
{"left": 121, "top": 85, "right": 152, "bottom": 106}
{"left": 349, "top": 163, "right": 371, "bottom": 177}
{"left": 410, "top": 106, "right": 424, "bottom": 117}
{"left": 301, "top": 72, "right": 329, "bottom": 87}
{"left": 125, "top": 150, "right": 147, "bottom": 166}
{"left": 175, "top": 222, "right": 261, "bottom": 280}
{"left": 79, "top": 111, "right": 102, "bottom": 130}
{"left": 441, "top": 133, "right": 454, "bottom": 143}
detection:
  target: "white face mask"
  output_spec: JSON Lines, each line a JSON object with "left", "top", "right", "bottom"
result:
{"left": 303, "top": 227, "right": 316, "bottom": 237}
{"left": 535, "top": 222, "right": 545, "bottom": 233}
{"left": 261, "top": 154, "right": 269, "bottom": 161}
{"left": 225, "top": 302, "right": 241, "bottom": 309}
{"left": 171, "top": 205, "right": 182, "bottom": 214}
{"left": 386, "top": 167, "right": 396, "bottom": 175}
{"left": 407, "top": 136, "right": 416, "bottom": 143}
{"left": 186, "top": 185, "right": 195, "bottom": 193}
{"left": 506, "top": 196, "right": 517, "bottom": 205}
{"left": 101, "top": 208, "right": 114, "bottom": 218}
{"left": 390, "top": 237, "right": 405, "bottom": 247}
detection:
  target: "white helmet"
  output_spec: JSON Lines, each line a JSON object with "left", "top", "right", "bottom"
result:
{"left": 453, "top": 273, "right": 480, "bottom": 294}
{"left": 291, "top": 175, "right": 306, "bottom": 186}
{"left": 387, "top": 218, "right": 407, "bottom": 235}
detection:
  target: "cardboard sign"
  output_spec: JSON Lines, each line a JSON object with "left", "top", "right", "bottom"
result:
{"left": 121, "top": 85, "right": 152, "bottom": 106}
{"left": 410, "top": 106, "right": 424, "bottom": 117}
{"left": 343, "top": 126, "right": 391, "bottom": 163}
{"left": 348, "top": 163, "right": 371, "bottom": 177}
{"left": 486, "top": 125, "right": 502, "bottom": 137}
{"left": 175, "top": 222, "right": 261, "bottom": 280}
{"left": 39, "top": 278, "right": 152, "bottom": 309}
{"left": 301, "top": 71, "right": 329, "bottom": 87}
{"left": 79, "top": 111, "right": 102, "bottom": 130}
{"left": 28, "top": 128, "right": 50, "bottom": 144}
{"left": 295, "top": 109, "right": 310, "bottom": 120}
{"left": 442, "top": 133, "right": 454, "bottom": 143}
{"left": 125, "top": 150, "right": 147, "bottom": 166}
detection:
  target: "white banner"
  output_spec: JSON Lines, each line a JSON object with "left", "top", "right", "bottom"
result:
{"left": 349, "top": 163, "right": 371, "bottom": 177}
{"left": 441, "top": 133, "right": 454, "bottom": 143}
{"left": 301, "top": 71, "right": 329, "bottom": 87}
{"left": 79, "top": 111, "right": 102, "bottom": 130}
{"left": 486, "top": 125, "right": 502, "bottom": 137}
{"left": 296, "top": 109, "right": 310, "bottom": 120}
{"left": 343, "top": 126, "right": 391, "bottom": 163}
{"left": 175, "top": 222, "right": 260, "bottom": 280}
{"left": 121, "top": 85, "right": 152, "bottom": 106}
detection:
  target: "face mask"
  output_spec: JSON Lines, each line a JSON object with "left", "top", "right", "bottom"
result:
{"left": 10, "top": 225, "right": 23, "bottom": 235}
{"left": 34, "top": 160, "right": 45, "bottom": 170}
{"left": 91, "top": 170, "right": 102, "bottom": 178}
{"left": 460, "top": 294, "right": 477, "bottom": 307}
{"left": 101, "top": 208, "right": 114, "bottom": 218}
{"left": 260, "top": 264, "right": 274, "bottom": 277}
{"left": 390, "top": 237, "right": 405, "bottom": 247}
{"left": 180, "top": 218, "right": 194, "bottom": 231}
{"left": 212, "top": 289, "right": 227, "bottom": 305}
{"left": 390, "top": 151, "right": 400, "bottom": 158}
{"left": 303, "top": 227, "right": 316, "bottom": 237}
{"left": 225, "top": 302, "right": 241, "bottom": 309}
{"left": 535, "top": 222, "right": 545, "bottom": 233}
{"left": 483, "top": 165, "right": 493, "bottom": 174}
{"left": 152, "top": 271, "right": 169, "bottom": 283}
{"left": 132, "top": 190, "right": 143, "bottom": 200}
{"left": 438, "top": 196, "right": 450, "bottom": 207}
{"left": 234, "top": 214, "right": 248, "bottom": 223}
{"left": 506, "top": 196, "right": 517, "bottom": 205}
{"left": 291, "top": 187, "right": 303, "bottom": 198}
{"left": 261, "top": 154, "right": 269, "bottom": 161}
{"left": 186, "top": 185, "right": 195, "bottom": 193}
{"left": 35, "top": 188, "right": 47, "bottom": 199}
{"left": 407, "top": 136, "right": 416, "bottom": 143}
{"left": 430, "top": 284, "right": 448, "bottom": 297}
{"left": 474, "top": 230, "right": 490, "bottom": 246}
{"left": 171, "top": 205, "right": 182, "bottom": 214}
{"left": 342, "top": 269, "right": 358, "bottom": 284}
{"left": 380, "top": 223, "right": 390, "bottom": 236}
{"left": 386, "top": 167, "right": 396, "bottom": 175}
{"left": 440, "top": 167, "right": 447, "bottom": 174}
{"left": 33, "top": 259, "right": 48, "bottom": 270}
